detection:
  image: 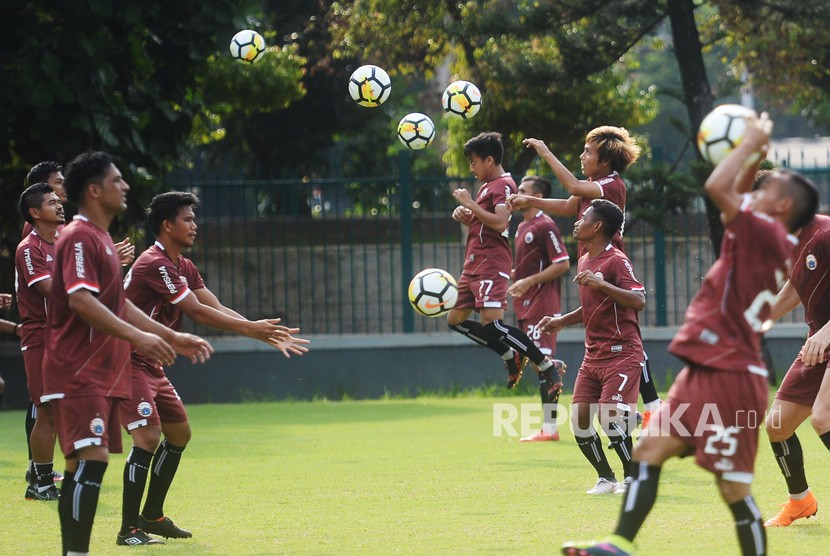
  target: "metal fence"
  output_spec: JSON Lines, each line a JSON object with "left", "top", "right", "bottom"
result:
{"left": 167, "top": 158, "right": 830, "bottom": 337}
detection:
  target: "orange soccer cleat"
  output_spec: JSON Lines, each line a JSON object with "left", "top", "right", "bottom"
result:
{"left": 764, "top": 491, "right": 818, "bottom": 527}
{"left": 520, "top": 429, "right": 560, "bottom": 442}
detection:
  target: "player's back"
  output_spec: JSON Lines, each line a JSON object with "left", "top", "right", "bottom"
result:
{"left": 670, "top": 208, "right": 797, "bottom": 374}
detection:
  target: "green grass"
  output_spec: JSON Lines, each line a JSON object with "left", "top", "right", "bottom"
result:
{"left": 1, "top": 395, "right": 828, "bottom": 554}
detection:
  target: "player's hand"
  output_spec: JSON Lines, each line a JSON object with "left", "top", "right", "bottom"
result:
{"left": 132, "top": 331, "right": 177, "bottom": 367}
{"left": 246, "top": 318, "right": 295, "bottom": 343}
{"left": 573, "top": 270, "right": 604, "bottom": 289}
{"left": 267, "top": 331, "right": 310, "bottom": 358}
{"left": 506, "top": 194, "right": 533, "bottom": 211}
{"left": 538, "top": 315, "right": 563, "bottom": 334}
{"left": 0, "top": 293, "right": 11, "bottom": 310}
{"left": 452, "top": 188, "right": 474, "bottom": 209}
{"left": 522, "top": 138, "right": 553, "bottom": 157}
{"left": 452, "top": 206, "right": 473, "bottom": 226}
{"left": 508, "top": 277, "right": 532, "bottom": 298}
{"left": 169, "top": 332, "right": 214, "bottom": 364}
{"left": 799, "top": 327, "right": 830, "bottom": 366}
{"left": 742, "top": 112, "right": 773, "bottom": 153}
{"left": 114, "top": 237, "right": 135, "bottom": 267}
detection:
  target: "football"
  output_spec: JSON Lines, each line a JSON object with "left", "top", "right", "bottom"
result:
{"left": 442, "top": 80, "right": 482, "bottom": 120}
{"left": 348, "top": 65, "right": 392, "bottom": 107}
{"left": 408, "top": 268, "right": 458, "bottom": 318}
{"left": 229, "top": 30, "right": 266, "bottom": 64}
{"left": 697, "top": 104, "right": 758, "bottom": 165}
{"left": 397, "top": 113, "right": 436, "bottom": 150}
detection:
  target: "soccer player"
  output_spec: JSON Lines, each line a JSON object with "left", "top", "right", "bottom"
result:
{"left": 540, "top": 199, "right": 645, "bottom": 494}
{"left": 116, "top": 191, "right": 309, "bottom": 545}
{"left": 508, "top": 128, "right": 662, "bottom": 426}
{"left": 42, "top": 151, "right": 213, "bottom": 555}
{"left": 561, "top": 113, "right": 819, "bottom": 556}
{"left": 15, "top": 183, "right": 65, "bottom": 501}
{"left": 508, "top": 176, "right": 570, "bottom": 442}
{"left": 761, "top": 208, "right": 830, "bottom": 527}
{"left": 447, "top": 132, "right": 562, "bottom": 394}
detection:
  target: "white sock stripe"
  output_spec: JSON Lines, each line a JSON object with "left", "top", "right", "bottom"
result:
{"left": 750, "top": 521, "right": 765, "bottom": 555}
{"left": 72, "top": 483, "right": 83, "bottom": 521}
{"left": 745, "top": 496, "right": 763, "bottom": 521}
{"left": 492, "top": 320, "right": 531, "bottom": 353}
{"left": 778, "top": 456, "right": 791, "bottom": 478}
{"left": 154, "top": 450, "right": 167, "bottom": 475}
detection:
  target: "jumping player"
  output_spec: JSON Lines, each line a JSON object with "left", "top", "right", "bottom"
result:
{"left": 540, "top": 200, "right": 645, "bottom": 494}
{"left": 562, "top": 113, "right": 819, "bottom": 556}
{"left": 447, "top": 132, "right": 562, "bottom": 393}
{"left": 117, "top": 191, "right": 309, "bottom": 545}
{"left": 42, "top": 151, "right": 213, "bottom": 554}
{"left": 15, "top": 183, "right": 65, "bottom": 501}
{"left": 509, "top": 176, "right": 570, "bottom": 442}
{"left": 762, "top": 208, "right": 830, "bottom": 527}
{"left": 508, "top": 128, "right": 662, "bottom": 426}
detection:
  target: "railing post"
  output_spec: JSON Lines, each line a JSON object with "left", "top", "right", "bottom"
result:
{"left": 654, "top": 228, "right": 667, "bottom": 326}
{"left": 399, "top": 151, "right": 415, "bottom": 333}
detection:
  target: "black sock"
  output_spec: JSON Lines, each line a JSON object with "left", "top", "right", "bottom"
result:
{"left": 142, "top": 440, "right": 186, "bottom": 520}
{"left": 64, "top": 460, "right": 108, "bottom": 554}
{"left": 820, "top": 431, "right": 830, "bottom": 452}
{"left": 25, "top": 402, "right": 36, "bottom": 461}
{"left": 34, "top": 461, "right": 55, "bottom": 490}
{"left": 770, "top": 434, "right": 808, "bottom": 495}
{"left": 638, "top": 357, "right": 659, "bottom": 405}
{"left": 538, "top": 369, "right": 561, "bottom": 424}
{"left": 729, "top": 496, "right": 766, "bottom": 556}
{"left": 614, "top": 461, "right": 661, "bottom": 542}
{"left": 58, "top": 470, "right": 76, "bottom": 556}
{"left": 575, "top": 431, "right": 615, "bottom": 481}
{"left": 607, "top": 420, "right": 634, "bottom": 478}
{"left": 121, "top": 447, "right": 154, "bottom": 533}
{"left": 449, "top": 320, "right": 512, "bottom": 356}
{"left": 485, "top": 320, "right": 546, "bottom": 365}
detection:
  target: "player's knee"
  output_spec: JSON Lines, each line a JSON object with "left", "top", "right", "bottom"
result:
{"left": 809, "top": 411, "right": 830, "bottom": 436}
{"left": 717, "top": 478, "right": 751, "bottom": 504}
{"left": 132, "top": 426, "right": 162, "bottom": 452}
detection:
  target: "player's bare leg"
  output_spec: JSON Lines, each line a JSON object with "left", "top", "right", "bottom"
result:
{"left": 764, "top": 398, "right": 817, "bottom": 527}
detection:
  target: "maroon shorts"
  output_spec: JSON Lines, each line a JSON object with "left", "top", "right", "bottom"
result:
{"left": 52, "top": 395, "right": 123, "bottom": 457}
{"left": 119, "top": 363, "right": 187, "bottom": 432}
{"left": 775, "top": 357, "right": 828, "bottom": 407}
{"left": 22, "top": 344, "right": 46, "bottom": 406}
{"left": 519, "top": 317, "right": 557, "bottom": 357}
{"left": 572, "top": 363, "right": 641, "bottom": 409}
{"left": 455, "top": 272, "right": 509, "bottom": 311}
{"left": 656, "top": 365, "right": 769, "bottom": 483}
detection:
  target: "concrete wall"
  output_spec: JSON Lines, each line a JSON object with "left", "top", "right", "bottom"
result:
{"left": 0, "top": 324, "right": 809, "bottom": 409}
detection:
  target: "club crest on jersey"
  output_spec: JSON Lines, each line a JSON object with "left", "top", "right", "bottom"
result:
{"left": 806, "top": 254, "right": 817, "bottom": 270}
{"left": 89, "top": 417, "right": 105, "bottom": 436}
{"left": 524, "top": 232, "right": 534, "bottom": 244}
{"left": 46, "top": 254, "right": 53, "bottom": 262}
{"left": 595, "top": 272, "right": 604, "bottom": 281}
{"left": 137, "top": 401, "right": 153, "bottom": 417}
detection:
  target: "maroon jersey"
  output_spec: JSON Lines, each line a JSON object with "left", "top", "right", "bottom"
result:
{"left": 42, "top": 216, "right": 131, "bottom": 400}
{"left": 788, "top": 214, "right": 830, "bottom": 335}
{"left": 463, "top": 173, "right": 517, "bottom": 276}
{"left": 15, "top": 231, "right": 55, "bottom": 348}
{"left": 577, "top": 172, "right": 626, "bottom": 256}
{"left": 22, "top": 221, "right": 64, "bottom": 239}
{"left": 579, "top": 244, "right": 644, "bottom": 367}
{"left": 513, "top": 211, "right": 569, "bottom": 320}
{"left": 124, "top": 242, "right": 205, "bottom": 373}
{"left": 669, "top": 204, "right": 797, "bottom": 374}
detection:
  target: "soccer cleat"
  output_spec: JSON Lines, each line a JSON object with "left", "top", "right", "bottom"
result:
{"left": 764, "top": 492, "right": 818, "bottom": 527}
{"left": 561, "top": 535, "right": 634, "bottom": 555}
{"left": 139, "top": 515, "right": 193, "bottom": 539}
{"left": 116, "top": 528, "right": 165, "bottom": 546}
{"left": 586, "top": 478, "right": 619, "bottom": 495}
{"left": 505, "top": 351, "right": 528, "bottom": 389}
{"left": 640, "top": 411, "right": 651, "bottom": 429}
{"left": 26, "top": 468, "right": 63, "bottom": 484}
{"left": 24, "top": 484, "right": 60, "bottom": 501}
{"left": 520, "top": 429, "right": 560, "bottom": 442}
{"left": 616, "top": 476, "right": 633, "bottom": 495}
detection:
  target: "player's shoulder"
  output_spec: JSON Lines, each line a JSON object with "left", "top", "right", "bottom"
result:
{"left": 595, "top": 172, "right": 625, "bottom": 188}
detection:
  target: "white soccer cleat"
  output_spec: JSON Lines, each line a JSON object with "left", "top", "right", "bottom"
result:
{"left": 616, "top": 476, "right": 633, "bottom": 495}
{"left": 586, "top": 477, "right": 619, "bottom": 495}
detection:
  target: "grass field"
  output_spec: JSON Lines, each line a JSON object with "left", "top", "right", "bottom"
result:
{"left": 1, "top": 394, "right": 828, "bottom": 554}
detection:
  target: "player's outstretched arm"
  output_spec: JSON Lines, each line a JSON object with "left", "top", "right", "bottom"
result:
{"left": 704, "top": 112, "right": 773, "bottom": 223}
{"left": 124, "top": 299, "right": 212, "bottom": 364}
{"left": 522, "top": 139, "right": 603, "bottom": 199}
{"left": 506, "top": 194, "right": 580, "bottom": 217}
{"left": 190, "top": 288, "right": 310, "bottom": 358}
{"left": 539, "top": 306, "right": 583, "bottom": 334}
{"left": 69, "top": 290, "right": 177, "bottom": 367}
